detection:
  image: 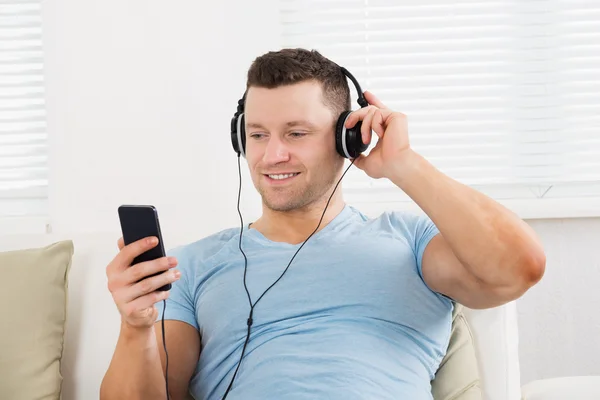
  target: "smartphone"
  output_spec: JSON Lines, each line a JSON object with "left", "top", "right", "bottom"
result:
{"left": 118, "top": 204, "right": 171, "bottom": 291}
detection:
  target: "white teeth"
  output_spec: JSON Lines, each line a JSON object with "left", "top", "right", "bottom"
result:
{"left": 268, "top": 173, "right": 298, "bottom": 180}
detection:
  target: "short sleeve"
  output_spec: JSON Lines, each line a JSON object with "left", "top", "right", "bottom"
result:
{"left": 155, "top": 246, "right": 199, "bottom": 330}
{"left": 390, "top": 211, "right": 440, "bottom": 281}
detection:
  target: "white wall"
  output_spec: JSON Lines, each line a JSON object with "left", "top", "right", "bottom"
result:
{"left": 44, "top": 0, "right": 277, "bottom": 240}
{"left": 3, "top": 0, "right": 595, "bottom": 396}
{"left": 518, "top": 217, "right": 600, "bottom": 383}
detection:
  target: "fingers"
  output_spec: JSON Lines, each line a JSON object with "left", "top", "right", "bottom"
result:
{"left": 371, "top": 108, "right": 385, "bottom": 139}
{"left": 345, "top": 106, "right": 370, "bottom": 129}
{"left": 346, "top": 106, "right": 387, "bottom": 145}
{"left": 361, "top": 107, "right": 377, "bottom": 145}
{"left": 107, "top": 237, "right": 177, "bottom": 329}
{"left": 123, "top": 256, "right": 178, "bottom": 287}
{"left": 364, "top": 91, "right": 387, "bottom": 109}
{"left": 121, "top": 290, "right": 170, "bottom": 320}
{"left": 113, "top": 236, "right": 159, "bottom": 272}
{"left": 121, "top": 268, "right": 181, "bottom": 304}
{"left": 106, "top": 236, "right": 162, "bottom": 290}
{"left": 107, "top": 256, "right": 173, "bottom": 294}
{"left": 345, "top": 105, "right": 393, "bottom": 131}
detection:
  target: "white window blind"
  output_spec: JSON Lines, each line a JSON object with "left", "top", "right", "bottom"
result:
{"left": 0, "top": 0, "right": 47, "bottom": 219}
{"left": 280, "top": 0, "right": 600, "bottom": 213}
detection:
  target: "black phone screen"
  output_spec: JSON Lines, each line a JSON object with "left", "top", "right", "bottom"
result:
{"left": 118, "top": 204, "right": 171, "bottom": 291}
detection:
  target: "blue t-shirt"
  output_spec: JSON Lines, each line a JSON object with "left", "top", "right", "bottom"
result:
{"left": 156, "top": 205, "right": 453, "bottom": 400}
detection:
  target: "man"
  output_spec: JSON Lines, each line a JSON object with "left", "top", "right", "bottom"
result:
{"left": 100, "top": 48, "right": 546, "bottom": 400}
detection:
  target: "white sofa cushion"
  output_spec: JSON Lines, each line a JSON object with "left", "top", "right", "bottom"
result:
{"left": 464, "top": 302, "right": 522, "bottom": 400}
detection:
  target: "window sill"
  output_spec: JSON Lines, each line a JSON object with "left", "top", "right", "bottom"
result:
{"left": 3, "top": 191, "right": 599, "bottom": 236}
{"left": 343, "top": 187, "right": 600, "bottom": 220}
{"left": 0, "top": 216, "right": 50, "bottom": 236}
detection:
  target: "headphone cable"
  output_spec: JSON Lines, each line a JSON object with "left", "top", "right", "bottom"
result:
{"left": 221, "top": 154, "right": 355, "bottom": 399}
{"left": 162, "top": 299, "right": 169, "bottom": 400}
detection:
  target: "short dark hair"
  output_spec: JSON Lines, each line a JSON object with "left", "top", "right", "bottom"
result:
{"left": 246, "top": 48, "right": 351, "bottom": 120}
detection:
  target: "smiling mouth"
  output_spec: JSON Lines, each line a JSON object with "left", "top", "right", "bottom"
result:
{"left": 264, "top": 172, "right": 300, "bottom": 181}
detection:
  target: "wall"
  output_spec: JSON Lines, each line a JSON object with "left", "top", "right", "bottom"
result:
{"left": 7, "top": 0, "right": 596, "bottom": 394}
{"left": 44, "top": 0, "right": 275, "bottom": 240}
{"left": 518, "top": 217, "right": 600, "bottom": 384}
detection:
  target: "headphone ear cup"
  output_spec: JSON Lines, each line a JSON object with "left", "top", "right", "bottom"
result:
{"left": 230, "top": 116, "right": 240, "bottom": 154}
{"left": 347, "top": 120, "right": 368, "bottom": 158}
{"left": 239, "top": 114, "right": 246, "bottom": 156}
{"left": 335, "top": 110, "right": 368, "bottom": 159}
{"left": 335, "top": 111, "right": 351, "bottom": 158}
{"left": 230, "top": 113, "right": 246, "bottom": 157}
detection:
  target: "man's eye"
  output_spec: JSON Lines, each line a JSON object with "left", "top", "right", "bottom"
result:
{"left": 250, "top": 133, "right": 265, "bottom": 139}
{"left": 290, "top": 132, "right": 306, "bottom": 137}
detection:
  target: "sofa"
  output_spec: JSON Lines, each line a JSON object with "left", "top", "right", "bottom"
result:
{"left": 1, "top": 233, "right": 599, "bottom": 400}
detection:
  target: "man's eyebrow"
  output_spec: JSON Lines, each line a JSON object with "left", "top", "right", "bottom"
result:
{"left": 285, "top": 120, "right": 317, "bottom": 128}
{"left": 246, "top": 122, "right": 266, "bottom": 129}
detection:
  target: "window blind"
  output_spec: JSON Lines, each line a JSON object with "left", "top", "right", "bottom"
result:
{"left": 279, "top": 0, "right": 600, "bottom": 203}
{"left": 0, "top": 0, "right": 47, "bottom": 218}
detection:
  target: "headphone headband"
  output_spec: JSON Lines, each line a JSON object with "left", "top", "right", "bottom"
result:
{"left": 339, "top": 66, "right": 368, "bottom": 108}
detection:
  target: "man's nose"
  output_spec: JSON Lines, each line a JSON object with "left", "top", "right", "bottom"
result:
{"left": 263, "top": 136, "right": 290, "bottom": 164}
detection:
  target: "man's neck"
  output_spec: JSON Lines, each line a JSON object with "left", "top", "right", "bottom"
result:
{"left": 250, "top": 193, "right": 346, "bottom": 245}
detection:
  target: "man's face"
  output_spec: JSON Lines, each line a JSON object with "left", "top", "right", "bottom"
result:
{"left": 244, "top": 80, "right": 344, "bottom": 212}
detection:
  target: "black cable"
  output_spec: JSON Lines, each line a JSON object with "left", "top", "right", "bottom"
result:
{"left": 162, "top": 299, "right": 169, "bottom": 400}
{"left": 221, "top": 154, "right": 356, "bottom": 399}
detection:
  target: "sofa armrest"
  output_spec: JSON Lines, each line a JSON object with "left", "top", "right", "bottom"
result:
{"left": 521, "top": 376, "right": 600, "bottom": 400}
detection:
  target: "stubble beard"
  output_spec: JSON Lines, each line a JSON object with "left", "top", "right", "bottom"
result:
{"left": 259, "top": 160, "right": 344, "bottom": 213}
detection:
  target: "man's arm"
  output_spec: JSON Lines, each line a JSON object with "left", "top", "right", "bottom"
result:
{"left": 100, "top": 319, "right": 200, "bottom": 400}
{"left": 155, "top": 320, "right": 202, "bottom": 400}
{"left": 345, "top": 90, "right": 546, "bottom": 309}
{"left": 100, "top": 321, "right": 167, "bottom": 400}
{"left": 391, "top": 150, "right": 546, "bottom": 309}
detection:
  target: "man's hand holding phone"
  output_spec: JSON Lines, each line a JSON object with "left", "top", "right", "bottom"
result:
{"left": 106, "top": 236, "right": 180, "bottom": 329}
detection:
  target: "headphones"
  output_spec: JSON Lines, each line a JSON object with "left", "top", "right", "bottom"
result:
{"left": 230, "top": 66, "right": 370, "bottom": 159}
